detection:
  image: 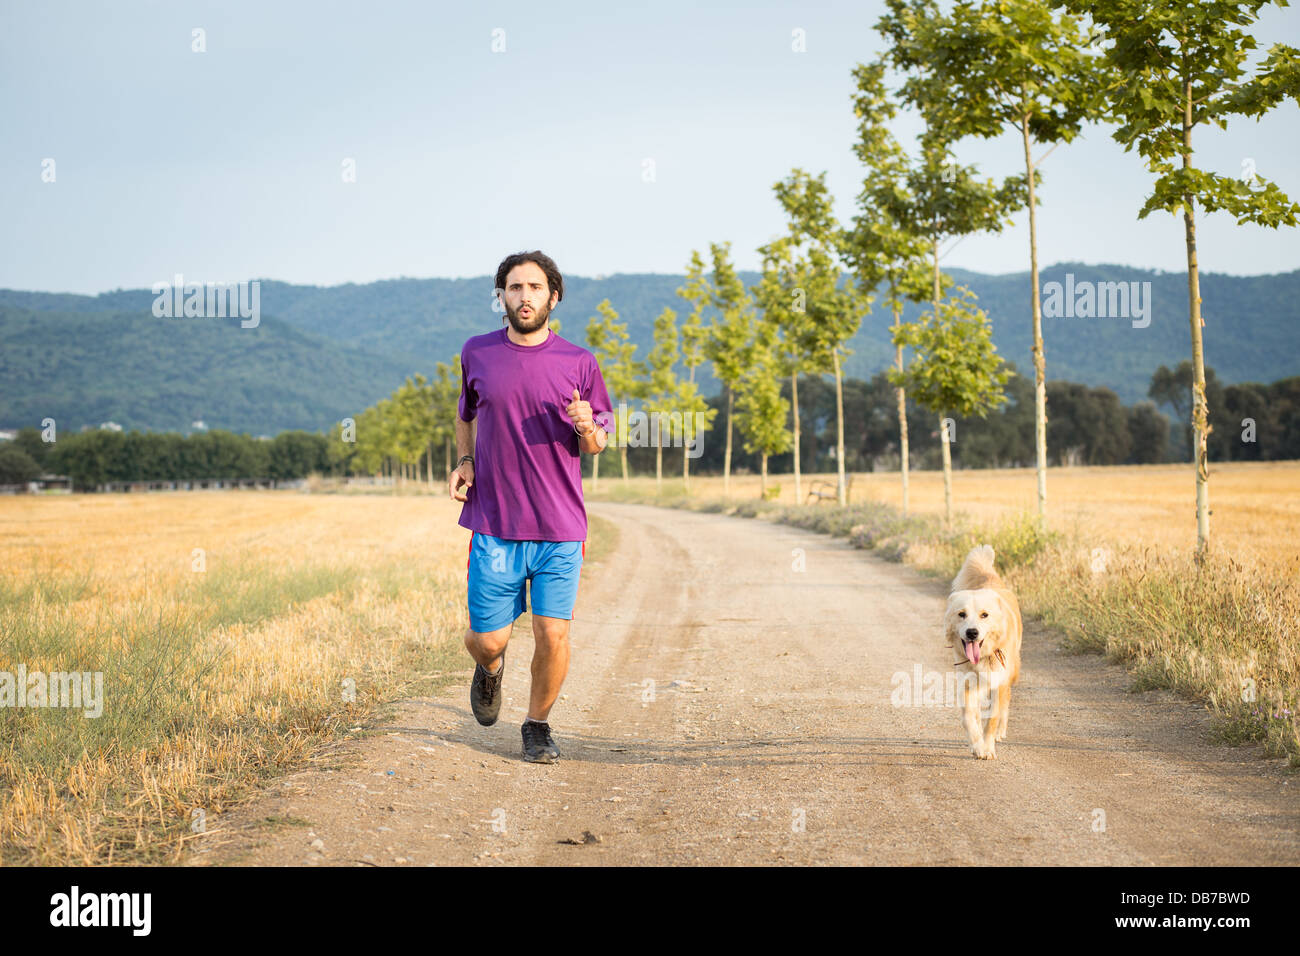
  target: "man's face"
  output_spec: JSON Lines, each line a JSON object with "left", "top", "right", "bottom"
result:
{"left": 501, "top": 261, "right": 558, "bottom": 335}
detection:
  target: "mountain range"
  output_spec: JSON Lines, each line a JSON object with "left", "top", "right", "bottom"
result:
{"left": 2, "top": 263, "right": 1296, "bottom": 435}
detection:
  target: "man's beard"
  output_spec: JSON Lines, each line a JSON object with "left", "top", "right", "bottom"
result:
{"left": 505, "top": 299, "right": 551, "bottom": 335}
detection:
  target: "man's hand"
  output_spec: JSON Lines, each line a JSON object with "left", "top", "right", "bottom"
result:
{"left": 449, "top": 461, "right": 474, "bottom": 502}
{"left": 565, "top": 387, "right": 595, "bottom": 437}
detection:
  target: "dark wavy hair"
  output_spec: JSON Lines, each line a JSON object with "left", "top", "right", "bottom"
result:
{"left": 494, "top": 251, "right": 564, "bottom": 307}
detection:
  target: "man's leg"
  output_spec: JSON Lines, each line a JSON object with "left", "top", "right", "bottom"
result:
{"left": 527, "top": 615, "right": 570, "bottom": 722}
{"left": 465, "top": 532, "right": 526, "bottom": 726}
{"left": 525, "top": 539, "right": 583, "bottom": 722}
{"left": 464, "top": 623, "right": 512, "bottom": 674}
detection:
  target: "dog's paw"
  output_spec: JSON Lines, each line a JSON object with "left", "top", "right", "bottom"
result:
{"left": 995, "top": 730, "right": 1007, "bottom": 742}
{"left": 970, "top": 742, "right": 995, "bottom": 759}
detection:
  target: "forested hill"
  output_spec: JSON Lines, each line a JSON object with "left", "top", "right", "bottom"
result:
{"left": 2, "top": 263, "right": 1296, "bottom": 435}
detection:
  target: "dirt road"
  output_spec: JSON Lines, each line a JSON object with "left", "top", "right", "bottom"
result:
{"left": 193, "top": 502, "right": 1299, "bottom": 866}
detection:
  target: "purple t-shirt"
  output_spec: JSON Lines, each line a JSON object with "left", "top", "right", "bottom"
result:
{"left": 458, "top": 327, "right": 613, "bottom": 542}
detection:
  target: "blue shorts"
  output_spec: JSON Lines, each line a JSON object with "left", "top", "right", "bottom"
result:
{"left": 465, "top": 532, "right": 586, "bottom": 633}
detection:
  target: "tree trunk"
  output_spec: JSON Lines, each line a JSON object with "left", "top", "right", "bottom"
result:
{"left": 1183, "top": 77, "right": 1210, "bottom": 556}
{"left": 940, "top": 412, "right": 953, "bottom": 527}
{"left": 655, "top": 426, "right": 663, "bottom": 495}
{"left": 791, "top": 370, "right": 802, "bottom": 505}
{"left": 833, "top": 348, "right": 846, "bottom": 506}
{"left": 760, "top": 452, "right": 768, "bottom": 499}
{"left": 723, "top": 385, "right": 734, "bottom": 498}
{"left": 1023, "top": 112, "right": 1048, "bottom": 533}
{"left": 933, "top": 239, "right": 951, "bottom": 525}
{"left": 444, "top": 436, "right": 451, "bottom": 479}
{"left": 893, "top": 303, "right": 910, "bottom": 516}
{"left": 685, "top": 367, "right": 694, "bottom": 493}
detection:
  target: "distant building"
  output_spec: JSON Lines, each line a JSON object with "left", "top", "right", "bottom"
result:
{"left": 100, "top": 421, "right": 123, "bottom": 432}
{"left": 191, "top": 420, "right": 208, "bottom": 431}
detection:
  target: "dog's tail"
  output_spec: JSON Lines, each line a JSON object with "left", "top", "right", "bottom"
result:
{"left": 951, "top": 544, "right": 998, "bottom": 592}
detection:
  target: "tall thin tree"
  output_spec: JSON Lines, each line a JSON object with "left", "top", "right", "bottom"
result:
{"left": 769, "top": 169, "right": 865, "bottom": 506}
{"left": 889, "top": 0, "right": 1109, "bottom": 530}
{"left": 847, "top": 56, "right": 936, "bottom": 514}
{"left": 676, "top": 250, "right": 714, "bottom": 492}
{"left": 1065, "top": 0, "right": 1300, "bottom": 555}
{"left": 892, "top": 287, "right": 1010, "bottom": 525}
{"left": 647, "top": 306, "right": 681, "bottom": 494}
{"left": 705, "top": 242, "right": 756, "bottom": 499}
{"left": 586, "top": 299, "right": 647, "bottom": 486}
{"left": 735, "top": 319, "right": 794, "bottom": 499}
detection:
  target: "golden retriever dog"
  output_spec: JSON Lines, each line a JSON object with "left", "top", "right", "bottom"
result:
{"left": 946, "top": 545, "right": 1022, "bottom": 759}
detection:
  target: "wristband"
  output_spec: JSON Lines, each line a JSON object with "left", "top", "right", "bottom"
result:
{"left": 456, "top": 455, "right": 474, "bottom": 468}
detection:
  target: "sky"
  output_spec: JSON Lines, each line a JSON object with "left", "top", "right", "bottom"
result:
{"left": 2, "top": 0, "right": 1298, "bottom": 296}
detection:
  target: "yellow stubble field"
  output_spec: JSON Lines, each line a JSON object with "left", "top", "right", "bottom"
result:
{"left": 593, "top": 460, "right": 1300, "bottom": 569}
{"left": 0, "top": 489, "right": 476, "bottom": 864}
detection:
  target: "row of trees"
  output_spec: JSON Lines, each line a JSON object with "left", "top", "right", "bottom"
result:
{"left": 594, "top": 0, "right": 1298, "bottom": 556}
{"left": 4, "top": 361, "right": 1294, "bottom": 490}
{"left": 1, "top": 426, "right": 333, "bottom": 490}
{"left": 861, "top": 0, "right": 1299, "bottom": 554}
{"left": 575, "top": 362, "right": 1299, "bottom": 479}
{"left": 320, "top": 361, "right": 462, "bottom": 488}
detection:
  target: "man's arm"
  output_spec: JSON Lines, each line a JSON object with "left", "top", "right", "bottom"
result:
{"left": 564, "top": 388, "right": 607, "bottom": 455}
{"left": 577, "top": 422, "right": 607, "bottom": 455}
{"left": 449, "top": 415, "right": 476, "bottom": 501}
{"left": 455, "top": 414, "right": 476, "bottom": 463}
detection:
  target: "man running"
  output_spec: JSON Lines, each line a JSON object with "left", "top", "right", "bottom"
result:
{"left": 448, "top": 250, "right": 612, "bottom": 763}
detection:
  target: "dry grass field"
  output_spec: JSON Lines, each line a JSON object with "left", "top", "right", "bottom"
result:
{"left": 0, "top": 490, "right": 482, "bottom": 864}
{"left": 591, "top": 460, "right": 1300, "bottom": 570}
{"left": 2, "top": 464, "right": 1294, "bottom": 866}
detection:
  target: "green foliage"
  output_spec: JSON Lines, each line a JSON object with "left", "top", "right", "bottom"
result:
{"left": 41, "top": 427, "right": 330, "bottom": 490}
{"left": 734, "top": 321, "right": 793, "bottom": 459}
{"left": 846, "top": 56, "right": 935, "bottom": 319}
{"left": 0, "top": 304, "right": 406, "bottom": 436}
{"left": 890, "top": 286, "right": 1009, "bottom": 419}
{"left": 705, "top": 242, "right": 756, "bottom": 389}
{"left": 586, "top": 299, "right": 648, "bottom": 448}
{"left": 768, "top": 169, "right": 864, "bottom": 363}
{"left": 901, "top": 0, "right": 1109, "bottom": 147}
{"left": 675, "top": 250, "right": 713, "bottom": 385}
{"left": 986, "top": 511, "right": 1057, "bottom": 569}
{"left": 1070, "top": 0, "right": 1300, "bottom": 227}
{"left": 1045, "top": 381, "right": 1132, "bottom": 465}
{"left": 0, "top": 445, "right": 41, "bottom": 484}
{"left": 647, "top": 307, "right": 680, "bottom": 400}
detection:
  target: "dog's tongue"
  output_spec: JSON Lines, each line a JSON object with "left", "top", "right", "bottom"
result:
{"left": 965, "top": 641, "right": 980, "bottom": 665}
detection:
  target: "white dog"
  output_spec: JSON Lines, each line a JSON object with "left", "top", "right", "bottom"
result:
{"left": 945, "top": 545, "right": 1022, "bottom": 759}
